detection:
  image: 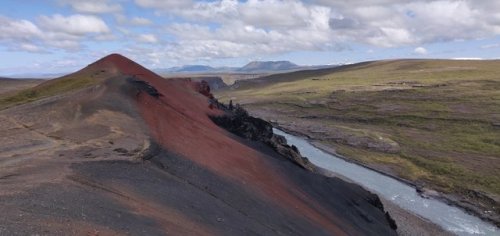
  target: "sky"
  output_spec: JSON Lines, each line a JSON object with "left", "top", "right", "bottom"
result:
{"left": 1, "top": 0, "right": 500, "bottom": 76}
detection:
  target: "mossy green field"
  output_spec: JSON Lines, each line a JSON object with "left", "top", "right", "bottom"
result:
{"left": 0, "top": 69, "right": 110, "bottom": 111}
{"left": 217, "top": 59, "right": 500, "bottom": 203}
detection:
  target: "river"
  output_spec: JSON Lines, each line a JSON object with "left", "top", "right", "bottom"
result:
{"left": 273, "top": 129, "right": 498, "bottom": 236}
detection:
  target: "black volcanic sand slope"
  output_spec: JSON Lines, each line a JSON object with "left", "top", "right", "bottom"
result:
{"left": 0, "top": 146, "right": 396, "bottom": 235}
{"left": 147, "top": 144, "right": 397, "bottom": 235}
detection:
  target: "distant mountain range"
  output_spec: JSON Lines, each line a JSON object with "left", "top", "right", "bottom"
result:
{"left": 155, "top": 60, "right": 334, "bottom": 74}
{"left": 162, "top": 65, "right": 224, "bottom": 73}
{"left": 239, "top": 61, "right": 298, "bottom": 72}
{"left": 2, "top": 61, "right": 336, "bottom": 78}
{"left": 3, "top": 73, "right": 65, "bottom": 79}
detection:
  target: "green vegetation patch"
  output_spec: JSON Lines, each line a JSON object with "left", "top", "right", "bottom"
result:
{"left": 0, "top": 75, "right": 99, "bottom": 110}
{"left": 217, "top": 59, "right": 500, "bottom": 200}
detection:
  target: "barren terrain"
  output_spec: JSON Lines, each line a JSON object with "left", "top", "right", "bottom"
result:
{"left": 0, "top": 54, "right": 397, "bottom": 235}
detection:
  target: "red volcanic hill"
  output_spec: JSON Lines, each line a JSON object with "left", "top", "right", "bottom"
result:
{"left": 0, "top": 54, "right": 397, "bottom": 235}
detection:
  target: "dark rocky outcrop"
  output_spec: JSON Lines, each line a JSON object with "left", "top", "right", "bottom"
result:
{"left": 195, "top": 80, "right": 214, "bottom": 99}
{"left": 206, "top": 94, "right": 399, "bottom": 231}
{"left": 210, "top": 103, "right": 398, "bottom": 231}
{"left": 127, "top": 76, "right": 161, "bottom": 97}
{"left": 210, "top": 105, "right": 318, "bottom": 171}
{"left": 385, "top": 212, "right": 398, "bottom": 230}
{"left": 190, "top": 77, "right": 227, "bottom": 90}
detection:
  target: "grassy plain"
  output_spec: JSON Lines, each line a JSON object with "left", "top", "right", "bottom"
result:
{"left": 0, "top": 70, "right": 108, "bottom": 111}
{"left": 216, "top": 59, "right": 500, "bottom": 215}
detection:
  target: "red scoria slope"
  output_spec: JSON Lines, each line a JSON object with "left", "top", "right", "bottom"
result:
{"left": 0, "top": 54, "right": 397, "bottom": 236}
{"left": 115, "top": 54, "right": 350, "bottom": 233}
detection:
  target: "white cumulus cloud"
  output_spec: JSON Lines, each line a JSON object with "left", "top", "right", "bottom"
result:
{"left": 61, "top": 0, "right": 122, "bottom": 14}
{"left": 414, "top": 47, "right": 428, "bottom": 55}
{"left": 20, "top": 43, "right": 42, "bottom": 52}
{"left": 137, "top": 34, "right": 159, "bottom": 43}
{"left": 0, "top": 14, "right": 111, "bottom": 51}
{"left": 39, "top": 14, "right": 110, "bottom": 35}
{"left": 3, "top": 0, "right": 500, "bottom": 68}
{"left": 130, "top": 0, "right": 500, "bottom": 63}
{"left": 130, "top": 17, "right": 153, "bottom": 26}
{"left": 134, "top": 0, "right": 193, "bottom": 9}
{"left": 324, "top": 0, "right": 500, "bottom": 47}
{"left": 0, "top": 16, "right": 42, "bottom": 40}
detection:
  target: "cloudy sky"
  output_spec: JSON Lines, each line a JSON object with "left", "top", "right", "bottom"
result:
{"left": 1, "top": 0, "right": 500, "bottom": 76}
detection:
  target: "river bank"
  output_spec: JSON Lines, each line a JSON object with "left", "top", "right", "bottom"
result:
{"left": 272, "top": 123, "right": 499, "bottom": 228}
{"left": 274, "top": 128, "right": 498, "bottom": 235}
{"left": 310, "top": 138, "right": 500, "bottom": 229}
{"left": 313, "top": 158, "right": 452, "bottom": 236}
{"left": 382, "top": 198, "right": 453, "bottom": 236}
